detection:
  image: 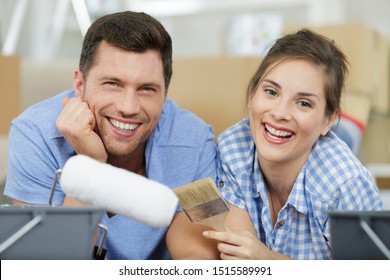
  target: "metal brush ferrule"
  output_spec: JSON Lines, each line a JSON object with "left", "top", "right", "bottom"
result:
{"left": 184, "top": 198, "right": 230, "bottom": 222}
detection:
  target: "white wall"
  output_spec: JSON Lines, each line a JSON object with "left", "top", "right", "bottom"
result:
{"left": 1, "top": 0, "right": 390, "bottom": 60}
{"left": 344, "top": 0, "right": 390, "bottom": 42}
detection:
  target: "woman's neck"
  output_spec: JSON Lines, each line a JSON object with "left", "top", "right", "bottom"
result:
{"left": 260, "top": 159, "right": 304, "bottom": 227}
{"left": 261, "top": 161, "right": 300, "bottom": 195}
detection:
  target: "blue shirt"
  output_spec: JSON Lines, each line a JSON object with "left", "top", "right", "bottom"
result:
{"left": 216, "top": 118, "right": 383, "bottom": 260}
{"left": 4, "top": 89, "right": 216, "bottom": 260}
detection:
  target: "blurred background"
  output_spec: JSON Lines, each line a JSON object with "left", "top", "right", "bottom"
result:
{"left": 1, "top": 0, "right": 390, "bottom": 207}
{"left": 1, "top": 0, "right": 390, "bottom": 60}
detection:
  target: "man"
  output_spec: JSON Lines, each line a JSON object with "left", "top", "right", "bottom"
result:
{"left": 4, "top": 11, "right": 216, "bottom": 259}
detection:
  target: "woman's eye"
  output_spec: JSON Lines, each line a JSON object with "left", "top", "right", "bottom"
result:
{"left": 265, "top": 88, "right": 277, "bottom": 96}
{"left": 298, "top": 100, "right": 312, "bottom": 108}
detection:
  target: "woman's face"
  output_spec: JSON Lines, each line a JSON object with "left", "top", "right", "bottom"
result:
{"left": 248, "top": 58, "right": 336, "bottom": 167}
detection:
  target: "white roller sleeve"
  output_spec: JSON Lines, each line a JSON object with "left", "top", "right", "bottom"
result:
{"left": 59, "top": 154, "right": 178, "bottom": 228}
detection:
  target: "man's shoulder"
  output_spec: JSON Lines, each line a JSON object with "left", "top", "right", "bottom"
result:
{"left": 17, "top": 89, "right": 74, "bottom": 120}
{"left": 162, "top": 98, "right": 209, "bottom": 127}
{"left": 12, "top": 89, "right": 75, "bottom": 135}
{"left": 154, "top": 99, "right": 214, "bottom": 146}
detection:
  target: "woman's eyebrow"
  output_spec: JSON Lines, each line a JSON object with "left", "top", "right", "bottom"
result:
{"left": 263, "top": 78, "right": 320, "bottom": 101}
{"left": 296, "top": 92, "right": 320, "bottom": 101}
{"left": 262, "top": 79, "right": 281, "bottom": 89}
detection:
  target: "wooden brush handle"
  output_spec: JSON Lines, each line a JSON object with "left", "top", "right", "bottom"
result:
{"left": 195, "top": 212, "right": 228, "bottom": 231}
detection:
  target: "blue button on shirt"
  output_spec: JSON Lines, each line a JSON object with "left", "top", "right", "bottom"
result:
{"left": 5, "top": 89, "right": 216, "bottom": 259}
{"left": 216, "top": 118, "right": 383, "bottom": 259}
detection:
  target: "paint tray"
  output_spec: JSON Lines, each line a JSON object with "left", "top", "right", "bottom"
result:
{"left": 0, "top": 205, "right": 104, "bottom": 259}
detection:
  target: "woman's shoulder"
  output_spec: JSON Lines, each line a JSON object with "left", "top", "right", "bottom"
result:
{"left": 216, "top": 118, "right": 255, "bottom": 172}
{"left": 312, "top": 131, "right": 366, "bottom": 173}
{"left": 305, "top": 131, "right": 376, "bottom": 200}
{"left": 217, "top": 118, "right": 252, "bottom": 147}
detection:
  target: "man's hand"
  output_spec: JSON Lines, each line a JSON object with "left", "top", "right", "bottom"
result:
{"left": 56, "top": 97, "right": 108, "bottom": 162}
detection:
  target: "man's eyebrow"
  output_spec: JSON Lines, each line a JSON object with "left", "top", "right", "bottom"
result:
{"left": 98, "top": 76, "right": 122, "bottom": 82}
{"left": 97, "top": 77, "right": 162, "bottom": 89}
{"left": 142, "top": 82, "right": 162, "bottom": 89}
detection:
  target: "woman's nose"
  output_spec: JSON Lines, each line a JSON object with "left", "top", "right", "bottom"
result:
{"left": 269, "top": 100, "right": 292, "bottom": 122}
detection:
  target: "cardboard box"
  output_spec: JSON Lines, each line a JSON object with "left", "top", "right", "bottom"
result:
{"left": 360, "top": 115, "right": 390, "bottom": 164}
{"left": 333, "top": 94, "right": 371, "bottom": 155}
{"left": 341, "top": 94, "right": 371, "bottom": 128}
{"left": 284, "top": 23, "right": 390, "bottom": 114}
{"left": 0, "top": 55, "right": 20, "bottom": 135}
{"left": 21, "top": 60, "right": 75, "bottom": 109}
{"left": 376, "top": 178, "right": 390, "bottom": 190}
{"left": 365, "top": 163, "right": 390, "bottom": 190}
{"left": 169, "top": 56, "right": 261, "bottom": 137}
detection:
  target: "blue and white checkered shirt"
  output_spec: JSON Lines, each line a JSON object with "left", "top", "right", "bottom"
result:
{"left": 216, "top": 118, "right": 384, "bottom": 260}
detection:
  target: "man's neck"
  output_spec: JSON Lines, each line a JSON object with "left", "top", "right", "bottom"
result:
{"left": 107, "top": 146, "right": 146, "bottom": 176}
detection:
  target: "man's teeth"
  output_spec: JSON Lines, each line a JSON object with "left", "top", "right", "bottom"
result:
{"left": 110, "top": 119, "right": 139, "bottom": 132}
{"left": 265, "top": 124, "right": 292, "bottom": 138}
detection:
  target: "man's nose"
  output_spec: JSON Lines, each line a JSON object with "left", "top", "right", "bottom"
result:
{"left": 116, "top": 90, "right": 141, "bottom": 116}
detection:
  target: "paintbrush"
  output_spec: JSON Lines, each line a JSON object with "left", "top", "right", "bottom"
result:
{"left": 173, "top": 177, "right": 230, "bottom": 231}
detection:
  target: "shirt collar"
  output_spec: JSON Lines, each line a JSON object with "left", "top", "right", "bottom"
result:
{"left": 288, "top": 165, "right": 309, "bottom": 215}
{"left": 252, "top": 147, "right": 309, "bottom": 215}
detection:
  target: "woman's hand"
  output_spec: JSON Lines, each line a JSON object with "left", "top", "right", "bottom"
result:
{"left": 202, "top": 230, "right": 289, "bottom": 260}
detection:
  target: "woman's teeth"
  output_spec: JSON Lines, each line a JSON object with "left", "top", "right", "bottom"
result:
{"left": 265, "top": 124, "right": 292, "bottom": 138}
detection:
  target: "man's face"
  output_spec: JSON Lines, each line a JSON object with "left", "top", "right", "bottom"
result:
{"left": 75, "top": 41, "right": 167, "bottom": 159}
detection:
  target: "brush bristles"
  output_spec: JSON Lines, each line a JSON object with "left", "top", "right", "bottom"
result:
{"left": 173, "top": 177, "right": 222, "bottom": 209}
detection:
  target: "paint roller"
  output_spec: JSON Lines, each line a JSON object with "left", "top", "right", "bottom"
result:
{"left": 59, "top": 154, "right": 178, "bottom": 228}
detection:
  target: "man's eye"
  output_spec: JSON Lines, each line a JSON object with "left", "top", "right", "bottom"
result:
{"left": 105, "top": 81, "right": 119, "bottom": 87}
{"left": 140, "top": 87, "right": 156, "bottom": 93}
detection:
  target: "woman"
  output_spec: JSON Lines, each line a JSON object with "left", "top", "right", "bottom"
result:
{"left": 166, "top": 28, "right": 383, "bottom": 260}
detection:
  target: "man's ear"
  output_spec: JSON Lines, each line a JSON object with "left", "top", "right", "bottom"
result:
{"left": 73, "top": 70, "right": 84, "bottom": 98}
{"left": 163, "top": 89, "right": 169, "bottom": 103}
